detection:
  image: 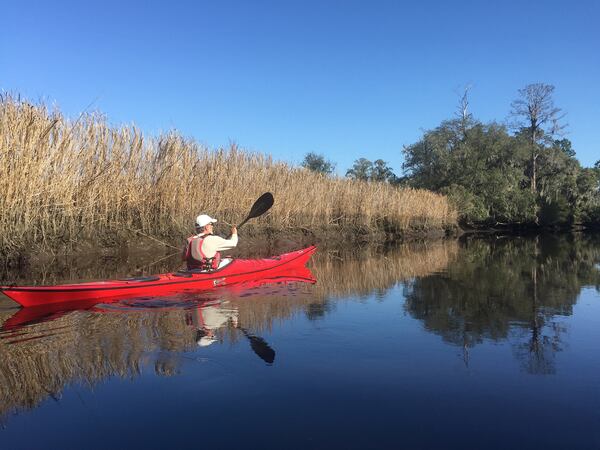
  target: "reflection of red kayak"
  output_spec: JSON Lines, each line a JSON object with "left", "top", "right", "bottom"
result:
{"left": 1, "top": 265, "right": 316, "bottom": 331}
{"left": 1, "top": 246, "right": 317, "bottom": 308}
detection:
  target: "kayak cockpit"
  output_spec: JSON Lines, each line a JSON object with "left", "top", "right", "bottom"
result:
{"left": 118, "top": 276, "right": 161, "bottom": 282}
{"left": 172, "top": 257, "right": 234, "bottom": 277}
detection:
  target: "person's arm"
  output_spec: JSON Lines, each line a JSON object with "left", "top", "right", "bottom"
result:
{"left": 206, "top": 228, "right": 238, "bottom": 253}
{"left": 216, "top": 228, "right": 238, "bottom": 251}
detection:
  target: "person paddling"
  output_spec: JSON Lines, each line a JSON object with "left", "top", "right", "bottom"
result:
{"left": 183, "top": 214, "right": 238, "bottom": 271}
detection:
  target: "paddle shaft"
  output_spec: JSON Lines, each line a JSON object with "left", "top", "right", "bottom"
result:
{"left": 237, "top": 217, "right": 251, "bottom": 229}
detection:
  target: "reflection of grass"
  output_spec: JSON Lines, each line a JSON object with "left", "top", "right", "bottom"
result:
{"left": 0, "top": 309, "right": 199, "bottom": 418}
{"left": 311, "top": 242, "right": 457, "bottom": 298}
{"left": 0, "top": 241, "right": 456, "bottom": 418}
{"left": 0, "top": 95, "right": 455, "bottom": 257}
{"left": 226, "top": 241, "right": 458, "bottom": 332}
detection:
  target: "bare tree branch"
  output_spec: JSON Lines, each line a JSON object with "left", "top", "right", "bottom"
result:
{"left": 510, "top": 83, "right": 567, "bottom": 193}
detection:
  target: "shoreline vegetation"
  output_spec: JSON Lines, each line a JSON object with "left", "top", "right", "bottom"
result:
{"left": 401, "top": 84, "right": 600, "bottom": 229}
{"left": 0, "top": 94, "right": 456, "bottom": 260}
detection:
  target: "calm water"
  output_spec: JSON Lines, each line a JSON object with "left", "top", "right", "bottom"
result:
{"left": 1, "top": 234, "right": 600, "bottom": 449}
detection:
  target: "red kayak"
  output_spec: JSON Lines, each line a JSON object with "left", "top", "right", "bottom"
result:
{"left": 0, "top": 246, "right": 317, "bottom": 308}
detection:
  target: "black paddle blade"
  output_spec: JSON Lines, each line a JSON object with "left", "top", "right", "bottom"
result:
{"left": 248, "top": 335, "right": 276, "bottom": 364}
{"left": 237, "top": 192, "right": 274, "bottom": 228}
{"left": 241, "top": 328, "right": 276, "bottom": 364}
{"left": 248, "top": 192, "right": 274, "bottom": 219}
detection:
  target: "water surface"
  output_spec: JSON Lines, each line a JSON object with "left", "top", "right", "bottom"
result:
{"left": 1, "top": 235, "right": 599, "bottom": 449}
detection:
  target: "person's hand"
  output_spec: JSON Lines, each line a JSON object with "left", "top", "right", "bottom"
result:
{"left": 231, "top": 226, "right": 238, "bottom": 235}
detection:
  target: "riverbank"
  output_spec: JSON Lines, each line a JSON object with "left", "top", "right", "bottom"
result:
{"left": 0, "top": 226, "right": 457, "bottom": 281}
{"left": 0, "top": 95, "right": 456, "bottom": 259}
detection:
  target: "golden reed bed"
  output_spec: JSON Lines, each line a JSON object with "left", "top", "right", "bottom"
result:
{"left": 0, "top": 95, "right": 456, "bottom": 257}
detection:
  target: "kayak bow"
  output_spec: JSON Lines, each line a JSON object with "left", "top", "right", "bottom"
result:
{"left": 1, "top": 246, "right": 317, "bottom": 308}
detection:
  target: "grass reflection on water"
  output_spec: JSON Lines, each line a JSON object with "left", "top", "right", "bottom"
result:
{"left": 0, "top": 240, "right": 457, "bottom": 418}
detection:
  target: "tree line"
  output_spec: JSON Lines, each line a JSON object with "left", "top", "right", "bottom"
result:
{"left": 301, "top": 152, "right": 399, "bottom": 183}
{"left": 301, "top": 83, "right": 600, "bottom": 228}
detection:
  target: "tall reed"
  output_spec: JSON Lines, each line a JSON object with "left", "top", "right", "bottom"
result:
{"left": 0, "top": 94, "right": 456, "bottom": 256}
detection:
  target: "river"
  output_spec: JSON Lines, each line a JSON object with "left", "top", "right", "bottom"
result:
{"left": 1, "top": 234, "right": 599, "bottom": 449}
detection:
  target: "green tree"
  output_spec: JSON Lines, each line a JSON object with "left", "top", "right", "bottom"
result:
{"left": 534, "top": 139, "right": 579, "bottom": 225}
{"left": 346, "top": 158, "right": 372, "bottom": 181}
{"left": 403, "top": 119, "right": 535, "bottom": 224}
{"left": 371, "top": 159, "right": 395, "bottom": 182}
{"left": 401, "top": 87, "right": 597, "bottom": 228}
{"left": 579, "top": 162, "right": 600, "bottom": 224}
{"left": 554, "top": 138, "right": 575, "bottom": 158}
{"left": 301, "top": 152, "right": 336, "bottom": 175}
{"left": 346, "top": 158, "right": 397, "bottom": 183}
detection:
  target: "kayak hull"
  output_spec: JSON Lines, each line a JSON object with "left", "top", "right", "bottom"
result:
{"left": 1, "top": 246, "right": 316, "bottom": 308}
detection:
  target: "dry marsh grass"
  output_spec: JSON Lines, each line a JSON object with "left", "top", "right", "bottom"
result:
{"left": 0, "top": 94, "right": 456, "bottom": 257}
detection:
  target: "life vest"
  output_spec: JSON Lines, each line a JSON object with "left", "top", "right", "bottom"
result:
{"left": 184, "top": 234, "right": 221, "bottom": 271}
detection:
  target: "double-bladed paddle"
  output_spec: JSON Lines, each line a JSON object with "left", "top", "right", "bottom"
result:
{"left": 234, "top": 193, "right": 276, "bottom": 364}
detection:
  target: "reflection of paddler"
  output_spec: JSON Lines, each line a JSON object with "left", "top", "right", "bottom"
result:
{"left": 185, "top": 302, "right": 238, "bottom": 347}
{"left": 185, "top": 301, "right": 276, "bottom": 364}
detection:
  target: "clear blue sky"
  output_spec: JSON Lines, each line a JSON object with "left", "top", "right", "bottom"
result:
{"left": 2, "top": 0, "right": 599, "bottom": 174}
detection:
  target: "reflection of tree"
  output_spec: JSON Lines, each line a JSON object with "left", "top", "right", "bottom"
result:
{"left": 513, "top": 320, "right": 567, "bottom": 375}
{"left": 404, "top": 234, "right": 600, "bottom": 374}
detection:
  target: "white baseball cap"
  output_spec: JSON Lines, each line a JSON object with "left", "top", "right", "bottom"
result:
{"left": 196, "top": 214, "right": 217, "bottom": 227}
{"left": 197, "top": 336, "right": 218, "bottom": 347}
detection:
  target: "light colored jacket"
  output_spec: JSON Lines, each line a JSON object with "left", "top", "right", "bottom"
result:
{"left": 197, "top": 233, "right": 238, "bottom": 258}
